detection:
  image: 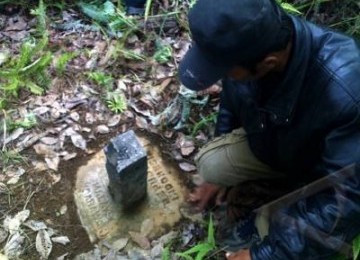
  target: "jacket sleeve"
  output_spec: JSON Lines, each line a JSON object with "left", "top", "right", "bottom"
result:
{"left": 250, "top": 106, "right": 360, "bottom": 259}
{"left": 215, "top": 79, "right": 241, "bottom": 136}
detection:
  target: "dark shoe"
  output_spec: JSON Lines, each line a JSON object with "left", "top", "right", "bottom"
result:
{"left": 218, "top": 213, "right": 260, "bottom": 252}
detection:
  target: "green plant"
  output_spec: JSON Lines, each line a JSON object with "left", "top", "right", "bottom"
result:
{"left": 120, "top": 49, "right": 146, "bottom": 61}
{"left": 0, "top": 148, "right": 27, "bottom": 171}
{"left": 78, "top": 0, "right": 138, "bottom": 38}
{"left": 154, "top": 42, "right": 173, "bottom": 64}
{"left": 277, "top": 0, "right": 302, "bottom": 14}
{"left": 161, "top": 244, "right": 171, "bottom": 260}
{"left": 353, "top": 234, "right": 360, "bottom": 260}
{"left": 0, "top": 0, "right": 51, "bottom": 108}
{"left": 106, "top": 91, "right": 127, "bottom": 113}
{"left": 176, "top": 215, "right": 216, "bottom": 260}
{"left": 10, "top": 113, "right": 37, "bottom": 130}
{"left": 191, "top": 112, "right": 217, "bottom": 136}
{"left": 54, "top": 52, "right": 78, "bottom": 75}
{"left": 30, "top": 0, "right": 48, "bottom": 37}
{"left": 87, "top": 71, "right": 114, "bottom": 88}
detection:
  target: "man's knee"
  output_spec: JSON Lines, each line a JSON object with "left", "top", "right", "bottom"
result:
{"left": 196, "top": 147, "right": 226, "bottom": 184}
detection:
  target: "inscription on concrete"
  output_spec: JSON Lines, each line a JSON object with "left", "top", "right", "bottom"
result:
{"left": 74, "top": 134, "right": 187, "bottom": 243}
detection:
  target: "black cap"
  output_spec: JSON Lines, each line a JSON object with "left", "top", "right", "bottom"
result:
{"left": 179, "top": 0, "right": 284, "bottom": 91}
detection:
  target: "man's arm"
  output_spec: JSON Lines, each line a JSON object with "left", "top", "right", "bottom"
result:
{"left": 250, "top": 107, "right": 360, "bottom": 259}
{"left": 215, "top": 78, "right": 240, "bottom": 136}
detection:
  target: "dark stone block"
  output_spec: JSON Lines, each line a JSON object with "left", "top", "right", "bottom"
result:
{"left": 104, "top": 130, "right": 147, "bottom": 209}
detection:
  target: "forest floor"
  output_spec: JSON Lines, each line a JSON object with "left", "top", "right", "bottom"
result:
{"left": 0, "top": 0, "right": 359, "bottom": 259}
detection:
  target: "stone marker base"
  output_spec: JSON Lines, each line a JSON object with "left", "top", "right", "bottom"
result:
{"left": 74, "top": 135, "right": 188, "bottom": 243}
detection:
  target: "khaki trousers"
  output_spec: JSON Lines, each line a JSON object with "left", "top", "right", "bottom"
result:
{"left": 195, "top": 128, "right": 284, "bottom": 238}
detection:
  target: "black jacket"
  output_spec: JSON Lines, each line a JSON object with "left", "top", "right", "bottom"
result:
{"left": 216, "top": 15, "right": 360, "bottom": 259}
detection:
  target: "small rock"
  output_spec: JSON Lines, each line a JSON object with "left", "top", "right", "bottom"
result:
{"left": 59, "top": 205, "right": 67, "bottom": 215}
{"left": 179, "top": 162, "right": 196, "bottom": 172}
{"left": 96, "top": 125, "right": 109, "bottom": 134}
{"left": 85, "top": 113, "right": 95, "bottom": 124}
{"left": 107, "top": 115, "right": 121, "bottom": 127}
{"left": 129, "top": 231, "right": 150, "bottom": 250}
{"left": 51, "top": 236, "right": 70, "bottom": 245}
{"left": 70, "top": 112, "right": 80, "bottom": 122}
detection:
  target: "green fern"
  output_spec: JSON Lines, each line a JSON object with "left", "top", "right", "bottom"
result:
{"left": 55, "top": 52, "right": 77, "bottom": 75}
{"left": 30, "top": 0, "right": 48, "bottom": 37}
{"left": 0, "top": 38, "right": 52, "bottom": 99}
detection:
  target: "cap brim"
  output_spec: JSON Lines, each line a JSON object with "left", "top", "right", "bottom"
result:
{"left": 179, "top": 45, "right": 231, "bottom": 91}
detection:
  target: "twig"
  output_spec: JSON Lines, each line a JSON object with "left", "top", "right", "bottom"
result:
{"left": 23, "top": 176, "right": 45, "bottom": 210}
{"left": 2, "top": 109, "right": 7, "bottom": 151}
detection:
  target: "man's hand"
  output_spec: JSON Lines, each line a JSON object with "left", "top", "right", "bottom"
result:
{"left": 226, "top": 249, "right": 251, "bottom": 260}
{"left": 187, "top": 182, "right": 225, "bottom": 211}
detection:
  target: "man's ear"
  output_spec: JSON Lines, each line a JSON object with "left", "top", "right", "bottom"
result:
{"left": 258, "top": 56, "right": 279, "bottom": 71}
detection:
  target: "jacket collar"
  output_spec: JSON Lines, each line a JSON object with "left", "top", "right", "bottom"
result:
{"left": 263, "top": 15, "right": 313, "bottom": 125}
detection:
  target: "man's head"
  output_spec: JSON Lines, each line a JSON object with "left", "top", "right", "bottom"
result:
{"left": 179, "top": 0, "right": 293, "bottom": 90}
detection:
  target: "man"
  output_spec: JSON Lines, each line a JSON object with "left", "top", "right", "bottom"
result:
{"left": 179, "top": 0, "right": 360, "bottom": 259}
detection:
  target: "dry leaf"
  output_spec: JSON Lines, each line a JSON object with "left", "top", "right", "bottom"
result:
{"left": 4, "top": 217, "right": 19, "bottom": 235}
{"left": 6, "top": 168, "right": 25, "bottom": 185}
{"left": 135, "top": 117, "right": 148, "bottom": 129}
{"left": 33, "top": 144, "right": 57, "bottom": 157}
{"left": 4, "top": 233, "right": 24, "bottom": 259}
{"left": 36, "top": 230, "right": 53, "bottom": 259}
{"left": 40, "top": 137, "right": 58, "bottom": 146}
{"left": 176, "top": 134, "right": 195, "bottom": 156}
{"left": 71, "top": 133, "right": 87, "bottom": 150}
{"left": 45, "top": 156, "right": 60, "bottom": 172}
{"left": 128, "top": 231, "right": 150, "bottom": 250}
{"left": 0, "top": 182, "right": 8, "bottom": 194}
{"left": 0, "top": 227, "right": 8, "bottom": 243}
{"left": 4, "top": 128, "right": 24, "bottom": 144}
{"left": 63, "top": 152, "right": 77, "bottom": 161}
{"left": 179, "top": 162, "right": 196, "bottom": 172}
{"left": 111, "top": 238, "right": 128, "bottom": 251}
{"left": 24, "top": 220, "right": 47, "bottom": 231}
{"left": 33, "top": 106, "right": 50, "bottom": 115}
{"left": 140, "top": 219, "right": 154, "bottom": 237}
{"left": 14, "top": 210, "right": 30, "bottom": 223}
{"left": 51, "top": 236, "right": 70, "bottom": 245}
